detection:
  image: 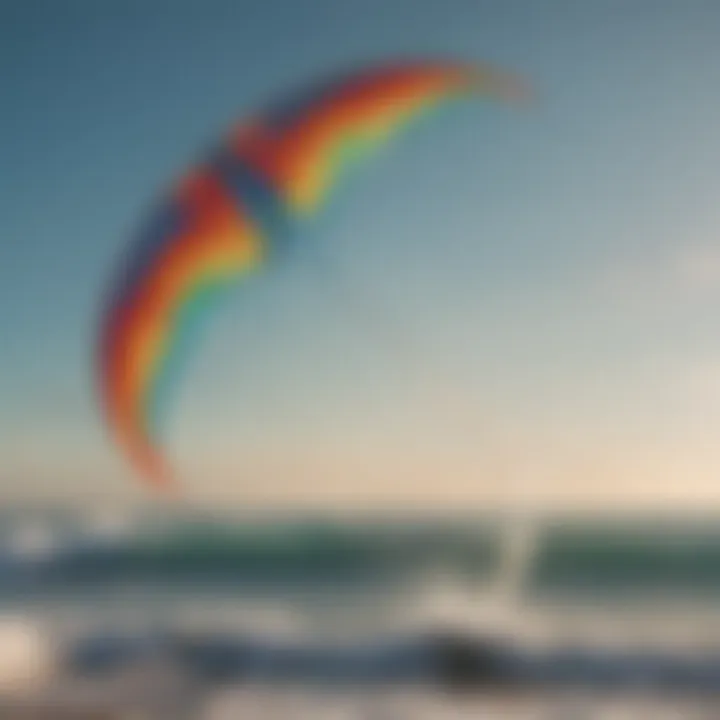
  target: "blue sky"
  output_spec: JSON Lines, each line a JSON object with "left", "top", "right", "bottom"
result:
{"left": 4, "top": 0, "right": 720, "bottom": 508}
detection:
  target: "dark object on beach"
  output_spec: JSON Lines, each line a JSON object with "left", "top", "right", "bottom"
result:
{"left": 430, "top": 632, "right": 514, "bottom": 691}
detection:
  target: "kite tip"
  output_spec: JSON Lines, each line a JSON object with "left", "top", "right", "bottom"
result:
{"left": 148, "top": 465, "right": 177, "bottom": 496}
{"left": 133, "top": 444, "right": 177, "bottom": 496}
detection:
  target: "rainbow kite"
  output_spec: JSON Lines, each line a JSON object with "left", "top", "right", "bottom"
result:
{"left": 98, "top": 59, "right": 527, "bottom": 491}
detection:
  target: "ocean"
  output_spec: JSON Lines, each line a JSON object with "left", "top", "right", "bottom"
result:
{"left": 2, "top": 505, "right": 720, "bottom": 717}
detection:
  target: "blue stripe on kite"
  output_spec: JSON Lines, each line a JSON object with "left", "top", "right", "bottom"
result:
{"left": 209, "top": 149, "right": 295, "bottom": 257}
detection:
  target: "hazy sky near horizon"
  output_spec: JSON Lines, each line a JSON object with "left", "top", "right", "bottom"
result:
{"left": 4, "top": 0, "right": 720, "bottom": 509}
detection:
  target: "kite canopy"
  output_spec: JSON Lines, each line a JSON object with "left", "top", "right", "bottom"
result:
{"left": 97, "top": 59, "right": 527, "bottom": 492}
